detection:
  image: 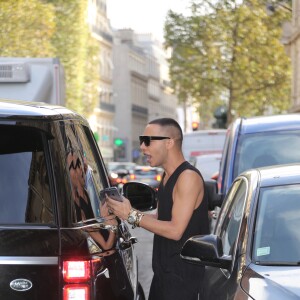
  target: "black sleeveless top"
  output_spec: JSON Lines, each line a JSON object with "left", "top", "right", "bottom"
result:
{"left": 152, "top": 161, "right": 209, "bottom": 279}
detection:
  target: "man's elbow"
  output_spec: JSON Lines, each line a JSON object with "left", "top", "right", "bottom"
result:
{"left": 170, "top": 230, "right": 184, "bottom": 241}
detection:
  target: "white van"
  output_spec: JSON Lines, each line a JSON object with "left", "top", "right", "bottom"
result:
{"left": 182, "top": 129, "right": 226, "bottom": 161}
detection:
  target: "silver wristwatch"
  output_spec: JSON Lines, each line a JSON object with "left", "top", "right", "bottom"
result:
{"left": 127, "top": 209, "right": 144, "bottom": 229}
{"left": 127, "top": 209, "right": 138, "bottom": 226}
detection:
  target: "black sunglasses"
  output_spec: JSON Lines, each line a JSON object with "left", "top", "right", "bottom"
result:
{"left": 139, "top": 136, "right": 170, "bottom": 147}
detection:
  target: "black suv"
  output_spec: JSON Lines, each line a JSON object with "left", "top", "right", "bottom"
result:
{"left": 0, "top": 99, "right": 149, "bottom": 300}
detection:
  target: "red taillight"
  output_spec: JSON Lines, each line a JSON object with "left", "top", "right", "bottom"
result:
{"left": 63, "top": 284, "right": 89, "bottom": 300}
{"left": 63, "top": 261, "right": 90, "bottom": 283}
{"left": 130, "top": 174, "right": 136, "bottom": 180}
{"left": 155, "top": 174, "right": 162, "bottom": 182}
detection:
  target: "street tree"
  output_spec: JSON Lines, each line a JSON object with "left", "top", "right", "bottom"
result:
{"left": 164, "top": 0, "right": 291, "bottom": 125}
{"left": 48, "top": 0, "right": 100, "bottom": 115}
{"left": 0, "top": 0, "right": 100, "bottom": 117}
{"left": 0, "top": 0, "right": 55, "bottom": 57}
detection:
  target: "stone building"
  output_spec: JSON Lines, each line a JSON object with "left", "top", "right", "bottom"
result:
{"left": 112, "top": 30, "right": 178, "bottom": 163}
{"left": 87, "top": 0, "right": 115, "bottom": 162}
{"left": 86, "top": 2, "right": 178, "bottom": 163}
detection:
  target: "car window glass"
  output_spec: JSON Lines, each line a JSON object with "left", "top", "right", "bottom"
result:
{"left": 234, "top": 130, "right": 300, "bottom": 178}
{"left": 135, "top": 169, "right": 157, "bottom": 176}
{"left": 216, "top": 179, "right": 247, "bottom": 256}
{"left": 0, "top": 125, "right": 54, "bottom": 224}
{"left": 253, "top": 184, "right": 300, "bottom": 263}
{"left": 64, "top": 123, "right": 106, "bottom": 222}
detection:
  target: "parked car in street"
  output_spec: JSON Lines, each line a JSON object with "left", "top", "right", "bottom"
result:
{"left": 106, "top": 161, "right": 136, "bottom": 187}
{"left": 0, "top": 99, "right": 148, "bottom": 300}
{"left": 190, "top": 153, "right": 222, "bottom": 180}
{"left": 127, "top": 165, "right": 163, "bottom": 191}
{"left": 181, "top": 164, "right": 300, "bottom": 300}
{"left": 182, "top": 129, "right": 226, "bottom": 161}
{"left": 217, "top": 114, "right": 300, "bottom": 198}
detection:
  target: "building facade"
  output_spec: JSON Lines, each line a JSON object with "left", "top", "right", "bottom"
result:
{"left": 87, "top": 0, "right": 115, "bottom": 162}
{"left": 112, "top": 30, "right": 178, "bottom": 163}
{"left": 86, "top": 3, "right": 178, "bottom": 163}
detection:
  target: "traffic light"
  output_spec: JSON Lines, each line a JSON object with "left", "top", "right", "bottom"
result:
{"left": 213, "top": 105, "right": 227, "bottom": 129}
{"left": 114, "top": 138, "right": 124, "bottom": 147}
{"left": 192, "top": 121, "right": 199, "bottom": 131}
{"left": 114, "top": 138, "right": 126, "bottom": 160}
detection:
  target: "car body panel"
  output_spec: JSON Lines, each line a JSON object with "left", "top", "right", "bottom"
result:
{"left": 182, "top": 164, "right": 300, "bottom": 300}
{"left": 241, "top": 264, "right": 300, "bottom": 299}
{"left": 218, "top": 114, "right": 300, "bottom": 196}
{"left": 0, "top": 99, "right": 143, "bottom": 300}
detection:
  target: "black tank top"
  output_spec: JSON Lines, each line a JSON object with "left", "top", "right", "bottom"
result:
{"left": 152, "top": 161, "right": 209, "bottom": 279}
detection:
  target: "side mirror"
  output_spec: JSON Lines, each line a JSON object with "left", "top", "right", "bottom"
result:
{"left": 181, "top": 234, "right": 231, "bottom": 270}
{"left": 122, "top": 182, "right": 157, "bottom": 211}
{"left": 205, "top": 180, "right": 224, "bottom": 209}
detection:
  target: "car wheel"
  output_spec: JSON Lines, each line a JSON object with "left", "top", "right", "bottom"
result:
{"left": 136, "top": 282, "right": 145, "bottom": 300}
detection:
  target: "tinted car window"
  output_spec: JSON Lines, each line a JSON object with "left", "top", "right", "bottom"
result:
{"left": 253, "top": 184, "right": 300, "bottom": 263}
{"left": 63, "top": 122, "right": 106, "bottom": 222}
{"left": 0, "top": 125, "right": 54, "bottom": 224}
{"left": 234, "top": 130, "right": 300, "bottom": 178}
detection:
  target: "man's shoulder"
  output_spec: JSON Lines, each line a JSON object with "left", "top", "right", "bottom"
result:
{"left": 178, "top": 164, "right": 203, "bottom": 183}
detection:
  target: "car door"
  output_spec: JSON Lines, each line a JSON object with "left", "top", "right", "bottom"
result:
{"left": 0, "top": 123, "right": 61, "bottom": 299}
{"left": 205, "top": 178, "right": 248, "bottom": 300}
{"left": 58, "top": 121, "right": 139, "bottom": 300}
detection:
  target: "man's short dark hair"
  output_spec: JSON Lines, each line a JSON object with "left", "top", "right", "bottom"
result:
{"left": 149, "top": 118, "right": 183, "bottom": 145}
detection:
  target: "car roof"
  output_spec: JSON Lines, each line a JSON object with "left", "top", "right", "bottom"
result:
{"left": 233, "top": 114, "right": 300, "bottom": 135}
{"left": 243, "top": 164, "right": 300, "bottom": 188}
{"left": 0, "top": 98, "right": 80, "bottom": 120}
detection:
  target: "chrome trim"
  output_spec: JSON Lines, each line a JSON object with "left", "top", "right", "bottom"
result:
{"left": 10, "top": 278, "right": 33, "bottom": 292}
{"left": 0, "top": 225, "right": 57, "bottom": 229}
{"left": 0, "top": 256, "right": 58, "bottom": 265}
{"left": 96, "top": 267, "right": 110, "bottom": 279}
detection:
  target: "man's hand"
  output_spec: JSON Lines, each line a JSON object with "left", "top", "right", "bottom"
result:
{"left": 106, "top": 195, "right": 132, "bottom": 220}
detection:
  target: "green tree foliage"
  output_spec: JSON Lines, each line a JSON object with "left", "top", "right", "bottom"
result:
{"left": 165, "top": 0, "right": 291, "bottom": 124}
{"left": 0, "top": 0, "right": 100, "bottom": 116}
{"left": 0, "top": 0, "right": 55, "bottom": 57}
{"left": 48, "top": 0, "right": 100, "bottom": 115}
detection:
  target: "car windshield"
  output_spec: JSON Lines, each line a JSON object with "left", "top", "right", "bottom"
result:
{"left": 234, "top": 130, "right": 300, "bottom": 178}
{"left": 252, "top": 184, "right": 300, "bottom": 264}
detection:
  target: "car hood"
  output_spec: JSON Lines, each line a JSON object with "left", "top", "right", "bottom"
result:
{"left": 241, "top": 263, "right": 300, "bottom": 299}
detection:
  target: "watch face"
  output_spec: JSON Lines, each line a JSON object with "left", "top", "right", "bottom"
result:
{"left": 128, "top": 215, "right": 135, "bottom": 224}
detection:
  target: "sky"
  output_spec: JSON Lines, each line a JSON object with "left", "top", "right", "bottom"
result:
{"left": 106, "top": 0, "right": 190, "bottom": 42}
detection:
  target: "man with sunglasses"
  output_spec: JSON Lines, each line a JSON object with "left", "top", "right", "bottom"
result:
{"left": 107, "top": 118, "right": 209, "bottom": 300}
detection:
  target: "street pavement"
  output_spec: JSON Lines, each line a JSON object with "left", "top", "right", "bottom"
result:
{"left": 129, "top": 214, "right": 155, "bottom": 299}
